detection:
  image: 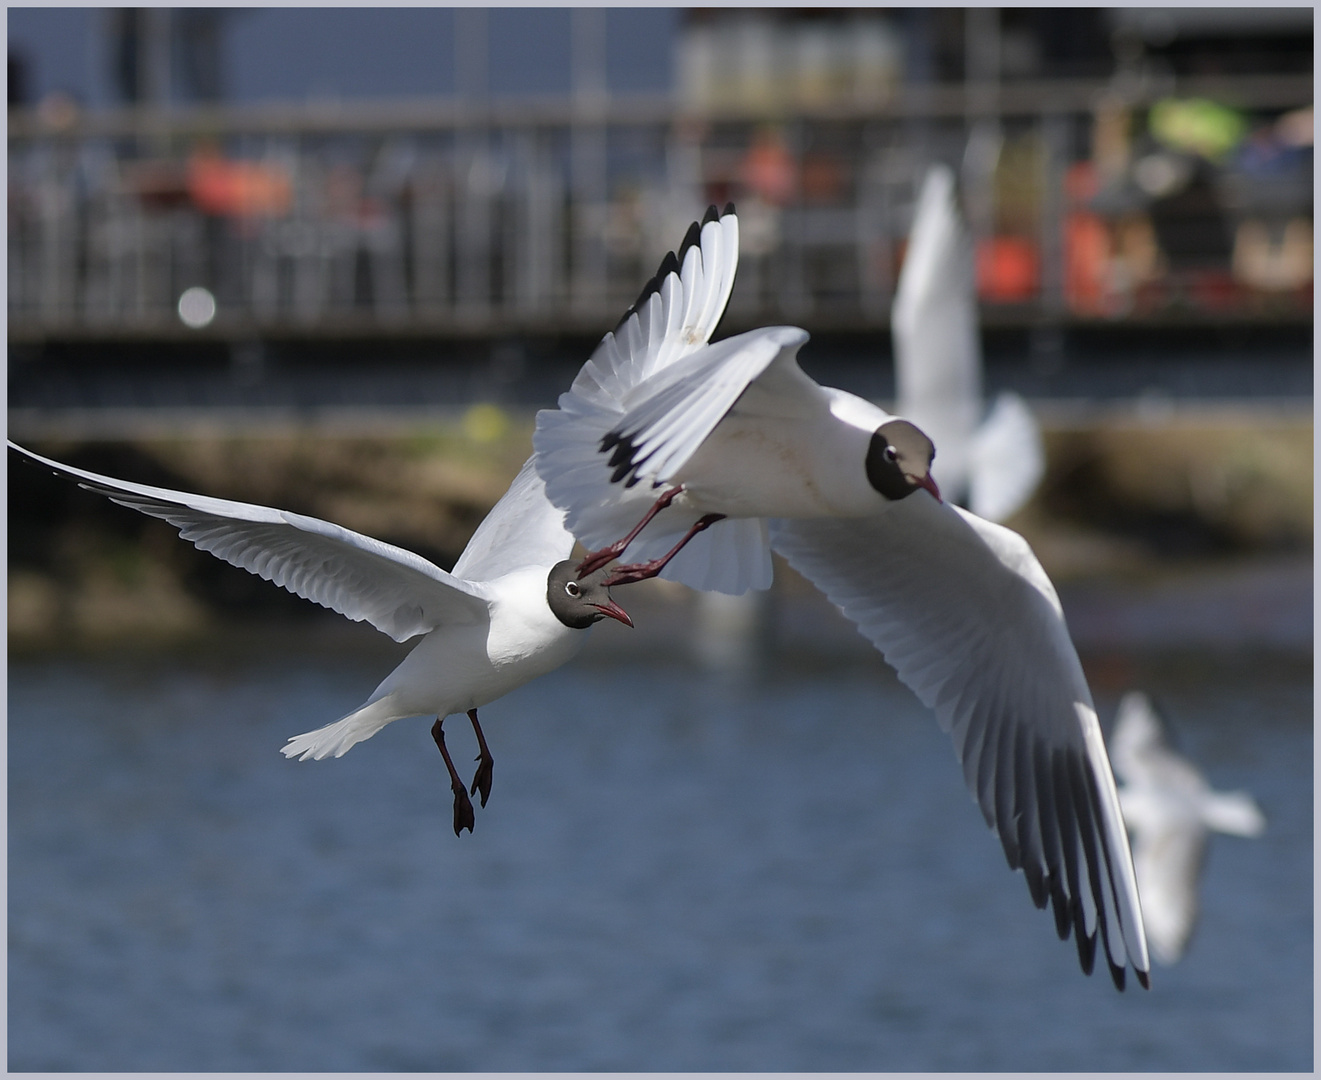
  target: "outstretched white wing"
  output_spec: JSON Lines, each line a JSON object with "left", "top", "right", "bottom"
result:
{"left": 1111, "top": 690, "right": 1265, "bottom": 964}
{"left": 892, "top": 163, "right": 981, "bottom": 495}
{"left": 565, "top": 202, "right": 739, "bottom": 409}
{"left": 770, "top": 497, "right": 1150, "bottom": 988}
{"left": 534, "top": 204, "right": 775, "bottom": 594}
{"left": 535, "top": 327, "right": 804, "bottom": 595}
{"left": 450, "top": 455, "right": 574, "bottom": 583}
{"left": 892, "top": 166, "right": 1044, "bottom": 520}
{"left": 10, "top": 441, "right": 492, "bottom": 642}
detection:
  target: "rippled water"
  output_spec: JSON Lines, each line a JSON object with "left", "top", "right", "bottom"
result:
{"left": 8, "top": 643, "right": 1312, "bottom": 1071}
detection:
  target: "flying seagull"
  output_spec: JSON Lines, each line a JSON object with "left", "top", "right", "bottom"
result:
{"left": 8, "top": 442, "right": 632, "bottom": 836}
{"left": 534, "top": 205, "right": 939, "bottom": 594}
{"left": 892, "top": 163, "right": 1044, "bottom": 523}
{"left": 532, "top": 204, "right": 1151, "bottom": 988}
{"left": 1109, "top": 690, "right": 1266, "bottom": 964}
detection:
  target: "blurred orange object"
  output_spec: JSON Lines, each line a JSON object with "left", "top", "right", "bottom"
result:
{"left": 1065, "top": 211, "right": 1110, "bottom": 314}
{"left": 187, "top": 148, "right": 292, "bottom": 219}
{"left": 741, "top": 127, "right": 797, "bottom": 207}
{"left": 800, "top": 151, "right": 845, "bottom": 204}
{"left": 976, "top": 236, "right": 1039, "bottom": 302}
{"left": 1061, "top": 160, "right": 1110, "bottom": 315}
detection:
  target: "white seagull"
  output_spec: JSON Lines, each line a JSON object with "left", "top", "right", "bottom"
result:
{"left": 892, "top": 163, "right": 1044, "bottom": 523}
{"left": 533, "top": 204, "right": 1151, "bottom": 988}
{"left": 8, "top": 441, "right": 633, "bottom": 836}
{"left": 1109, "top": 690, "right": 1266, "bottom": 965}
{"left": 534, "top": 205, "right": 939, "bottom": 595}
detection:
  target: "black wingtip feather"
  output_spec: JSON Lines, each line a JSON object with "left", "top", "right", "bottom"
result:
{"left": 1069, "top": 753, "right": 1118, "bottom": 984}
{"left": 1023, "top": 864, "right": 1047, "bottom": 909}
{"left": 678, "top": 220, "right": 702, "bottom": 263}
{"left": 602, "top": 429, "right": 655, "bottom": 487}
{"left": 1049, "top": 881, "right": 1071, "bottom": 940}
{"left": 702, "top": 203, "right": 719, "bottom": 226}
{"left": 1136, "top": 969, "right": 1151, "bottom": 990}
{"left": 1073, "top": 898, "right": 1097, "bottom": 975}
{"left": 723, "top": 201, "right": 735, "bottom": 217}
{"left": 1109, "top": 961, "right": 1126, "bottom": 992}
{"left": 616, "top": 250, "right": 681, "bottom": 332}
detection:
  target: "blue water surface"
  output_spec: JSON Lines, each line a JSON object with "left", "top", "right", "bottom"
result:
{"left": 7, "top": 644, "right": 1312, "bottom": 1071}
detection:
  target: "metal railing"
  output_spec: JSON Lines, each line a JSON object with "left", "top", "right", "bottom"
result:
{"left": 8, "top": 73, "right": 1312, "bottom": 342}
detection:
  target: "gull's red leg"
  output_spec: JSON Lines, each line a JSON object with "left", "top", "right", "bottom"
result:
{"left": 431, "top": 718, "right": 476, "bottom": 836}
{"left": 467, "top": 708, "right": 494, "bottom": 807}
{"left": 603, "top": 513, "right": 726, "bottom": 586}
{"left": 576, "top": 486, "right": 684, "bottom": 577}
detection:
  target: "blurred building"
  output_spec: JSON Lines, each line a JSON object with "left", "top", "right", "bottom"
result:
{"left": 6, "top": 7, "right": 1312, "bottom": 350}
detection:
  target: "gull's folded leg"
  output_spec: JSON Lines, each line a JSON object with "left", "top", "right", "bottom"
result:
{"left": 603, "top": 513, "right": 726, "bottom": 586}
{"left": 576, "top": 486, "right": 684, "bottom": 577}
{"left": 467, "top": 708, "right": 495, "bottom": 808}
{"left": 431, "top": 718, "right": 476, "bottom": 836}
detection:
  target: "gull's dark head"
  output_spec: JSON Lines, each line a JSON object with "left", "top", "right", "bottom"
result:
{"left": 866, "top": 420, "right": 940, "bottom": 502}
{"left": 546, "top": 560, "right": 633, "bottom": 630}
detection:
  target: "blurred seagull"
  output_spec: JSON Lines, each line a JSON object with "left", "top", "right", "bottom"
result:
{"left": 892, "top": 164, "right": 1044, "bottom": 523}
{"left": 1109, "top": 690, "right": 1267, "bottom": 964}
{"left": 8, "top": 442, "right": 632, "bottom": 836}
{"left": 533, "top": 205, "right": 1151, "bottom": 988}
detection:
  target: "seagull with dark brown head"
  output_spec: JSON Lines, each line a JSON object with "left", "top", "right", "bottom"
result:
{"left": 532, "top": 204, "right": 1151, "bottom": 989}
{"left": 8, "top": 443, "right": 632, "bottom": 837}
{"left": 534, "top": 206, "right": 939, "bottom": 592}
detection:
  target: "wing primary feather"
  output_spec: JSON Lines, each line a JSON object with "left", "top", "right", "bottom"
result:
{"left": 618, "top": 250, "right": 680, "bottom": 332}
{"left": 1049, "top": 879, "right": 1072, "bottom": 940}
{"left": 1034, "top": 739, "right": 1071, "bottom": 937}
{"left": 991, "top": 691, "right": 1021, "bottom": 870}
{"left": 1083, "top": 755, "right": 1135, "bottom": 988}
{"left": 1051, "top": 748, "right": 1093, "bottom": 969}
{"left": 677, "top": 219, "right": 703, "bottom": 264}
{"left": 702, "top": 203, "right": 720, "bottom": 226}
{"left": 959, "top": 701, "right": 993, "bottom": 817}
{"left": 1077, "top": 755, "right": 1130, "bottom": 987}
{"left": 974, "top": 696, "right": 1007, "bottom": 834}
{"left": 1014, "top": 727, "right": 1047, "bottom": 908}
{"left": 1068, "top": 751, "right": 1114, "bottom": 981}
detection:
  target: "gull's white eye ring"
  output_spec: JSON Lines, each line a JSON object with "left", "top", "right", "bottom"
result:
{"left": 565, "top": 581, "right": 581, "bottom": 598}
{"left": 883, "top": 445, "right": 899, "bottom": 463}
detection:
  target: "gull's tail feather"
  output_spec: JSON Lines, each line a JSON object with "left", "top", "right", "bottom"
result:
{"left": 282, "top": 694, "right": 404, "bottom": 761}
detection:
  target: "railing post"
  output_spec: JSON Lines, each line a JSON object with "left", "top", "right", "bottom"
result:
{"left": 570, "top": 8, "right": 609, "bottom": 317}
{"left": 1038, "top": 107, "right": 1068, "bottom": 319}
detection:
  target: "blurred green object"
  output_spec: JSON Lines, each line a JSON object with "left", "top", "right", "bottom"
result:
{"left": 1148, "top": 98, "right": 1247, "bottom": 163}
{"left": 462, "top": 402, "right": 511, "bottom": 444}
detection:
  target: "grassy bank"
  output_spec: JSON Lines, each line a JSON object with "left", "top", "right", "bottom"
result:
{"left": 8, "top": 403, "right": 1311, "bottom": 651}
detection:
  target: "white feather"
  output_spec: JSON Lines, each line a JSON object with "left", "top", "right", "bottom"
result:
{"left": 534, "top": 204, "right": 775, "bottom": 594}
{"left": 770, "top": 499, "right": 1150, "bottom": 984}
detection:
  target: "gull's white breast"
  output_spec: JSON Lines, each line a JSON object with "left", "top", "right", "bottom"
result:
{"left": 374, "top": 567, "right": 586, "bottom": 719}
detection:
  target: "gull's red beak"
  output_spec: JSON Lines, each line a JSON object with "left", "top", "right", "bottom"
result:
{"left": 592, "top": 598, "right": 634, "bottom": 628}
{"left": 916, "top": 473, "right": 942, "bottom": 503}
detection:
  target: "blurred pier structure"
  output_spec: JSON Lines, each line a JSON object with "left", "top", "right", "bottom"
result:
{"left": 9, "top": 72, "right": 1312, "bottom": 346}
